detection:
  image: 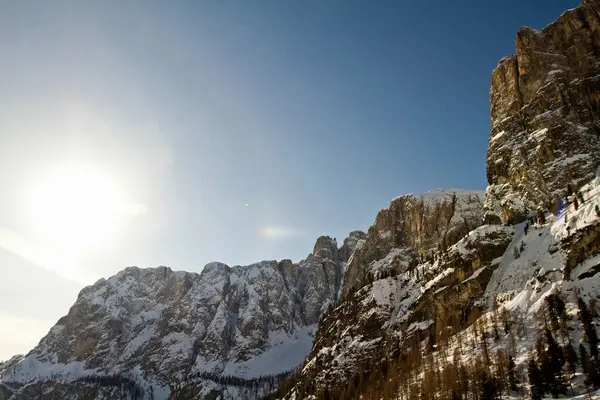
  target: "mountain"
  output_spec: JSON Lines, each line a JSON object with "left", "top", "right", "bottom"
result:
{"left": 484, "top": 0, "right": 600, "bottom": 224}
{"left": 0, "top": 233, "right": 366, "bottom": 399}
{"left": 279, "top": 1, "right": 600, "bottom": 398}
{"left": 3, "top": 1, "right": 600, "bottom": 399}
{"left": 0, "top": 189, "right": 485, "bottom": 400}
{"left": 284, "top": 193, "right": 512, "bottom": 397}
{"left": 342, "top": 189, "right": 485, "bottom": 298}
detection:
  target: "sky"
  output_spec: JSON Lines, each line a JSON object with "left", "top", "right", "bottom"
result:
{"left": 0, "top": 0, "right": 580, "bottom": 360}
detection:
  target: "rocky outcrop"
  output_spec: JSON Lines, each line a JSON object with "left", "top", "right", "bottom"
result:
{"left": 485, "top": 0, "right": 600, "bottom": 224}
{"left": 342, "top": 189, "right": 484, "bottom": 297}
{"left": 0, "top": 232, "right": 363, "bottom": 399}
{"left": 287, "top": 225, "right": 514, "bottom": 398}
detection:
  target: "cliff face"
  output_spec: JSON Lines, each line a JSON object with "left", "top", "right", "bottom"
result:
{"left": 342, "top": 190, "right": 484, "bottom": 297}
{"left": 0, "top": 233, "right": 364, "bottom": 399}
{"left": 288, "top": 222, "right": 513, "bottom": 397}
{"left": 275, "top": 189, "right": 497, "bottom": 396}
{"left": 485, "top": 0, "right": 600, "bottom": 224}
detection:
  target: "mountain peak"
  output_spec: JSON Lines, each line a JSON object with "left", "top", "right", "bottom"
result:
{"left": 485, "top": 0, "right": 600, "bottom": 224}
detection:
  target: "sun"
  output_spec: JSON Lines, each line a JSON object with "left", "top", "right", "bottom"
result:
{"left": 26, "top": 163, "right": 133, "bottom": 252}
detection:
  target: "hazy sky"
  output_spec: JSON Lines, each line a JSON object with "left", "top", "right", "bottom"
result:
{"left": 0, "top": 0, "right": 579, "bottom": 360}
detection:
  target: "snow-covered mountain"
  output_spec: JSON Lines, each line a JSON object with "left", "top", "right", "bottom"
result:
{"left": 284, "top": 162, "right": 600, "bottom": 399}
{"left": 281, "top": 1, "right": 600, "bottom": 398}
{"left": 0, "top": 233, "right": 367, "bottom": 399}
{"left": 2, "top": 1, "right": 600, "bottom": 400}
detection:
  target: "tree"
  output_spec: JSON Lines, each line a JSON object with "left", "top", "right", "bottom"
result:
{"left": 579, "top": 297, "right": 600, "bottom": 387}
{"left": 480, "top": 371, "right": 499, "bottom": 400}
{"left": 491, "top": 311, "right": 501, "bottom": 342}
{"left": 537, "top": 209, "right": 546, "bottom": 225}
{"left": 578, "top": 297, "right": 599, "bottom": 358}
{"left": 527, "top": 358, "right": 544, "bottom": 400}
{"left": 547, "top": 293, "right": 578, "bottom": 374}
{"left": 507, "top": 356, "right": 519, "bottom": 393}
{"left": 595, "top": 204, "right": 600, "bottom": 218}
{"left": 589, "top": 298, "right": 598, "bottom": 318}
{"left": 543, "top": 328, "right": 568, "bottom": 397}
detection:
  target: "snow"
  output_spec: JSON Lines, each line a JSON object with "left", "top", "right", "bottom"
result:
{"left": 491, "top": 130, "right": 506, "bottom": 142}
{"left": 424, "top": 268, "right": 454, "bottom": 291}
{"left": 368, "top": 247, "right": 413, "bottom": 277}
{"left": 551, "top": 177, "right": 600, "bottom": 240}
{"left": 0, "top": 356, "right": 89, "bottom": 384}
{"left": 119, "top": 324, "right": 155, "bottom": 361}
{"left": 364, "top": 278, "right": 397, "bottom": 306}
{"left": 406, "top": 320, "right": 433, "bottom": 334}
{"left": 452, "top": 225, "right": 514, "bottom": 256}
{"left": 392, "top": 189, "right": 484, "bottom": 207}
{"left": 572, "top": 253, "right": 600, "bottom": 279}
{"left": 434, "top": 285, "right": 448, "bottom": 294}
{"left": 530, "top": 127, "right": 548, "bottom": 141}
{"left": 462, "top": 267, "right": 486, "bottom": 284}
{"left": 548, "top": 153, "right": 591, "bottom": 170}
{"left": 485, "top": 220, "right": 564, "bottom": 304}
{"left": 378, "top": 230, "right": 391, "bottom": 240}
{"left": 223, "top": 325, "right": 315, "bottom": 378}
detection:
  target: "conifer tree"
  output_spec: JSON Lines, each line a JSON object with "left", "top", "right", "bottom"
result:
{"left": 589, "top": 298, "right": 598, "bottom": 318}
{"left": 527, "top": 358, "right": 544, "bottom": 400}
{"left": 543, "top": 328, "right": 568, "bottom": 397}
{"left": 507, "top": 356, "right": 519, "bottom": 393}
{"left": 495, "top": 348, "right": 508, "bottom": 395}
{"left": 578, "top": 297, "right": 600, "bottom": 387}
{"left": 480, "top": 370, "right": 499, "bottom": 400}
{"left": 549, "top": 292, "right": 578, "bottom": 373}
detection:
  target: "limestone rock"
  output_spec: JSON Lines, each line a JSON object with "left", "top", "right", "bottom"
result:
{"left": 342, "top": 189, "right": 484, "bottom": 297}
{"left": 288, "top": 225, "right": 514, "bottom": 397}
{"left": 485, "top": 0, "right": 600, "bottom": 223}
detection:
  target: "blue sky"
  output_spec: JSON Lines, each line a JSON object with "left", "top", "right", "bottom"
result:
{"left": 0, "top": 0, "right": 580, "bottom": 358}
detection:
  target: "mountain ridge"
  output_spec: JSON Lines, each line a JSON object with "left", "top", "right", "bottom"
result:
{"left": 3, "top": 1, "right": 600, "bottom": 399}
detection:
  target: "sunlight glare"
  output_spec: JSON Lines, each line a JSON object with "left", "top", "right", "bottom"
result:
{"left": 26, "top": 163, "right": 136, "bottom": 252}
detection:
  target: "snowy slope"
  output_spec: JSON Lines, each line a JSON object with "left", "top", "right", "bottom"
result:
{"left": 401, "top": 175, "right": 600, "bottom": 399}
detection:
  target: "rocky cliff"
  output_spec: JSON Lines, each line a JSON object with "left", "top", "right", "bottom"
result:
{"left": 286, "top": 193, "right": 515, "bottom": 397}
{"left": 4, "top": 2, "right": 600, "bottom": 400}
{"left": 0, "top": 234, "right": 363, "bottom": 399}
{"left": 342, "top": 189, "right": 484, "bottom": 297}
{"left": 485, "top": 0, "right": 600, "bottom": 224}
{"left": 281, "top": 2, "right": 600, "bottom": 398}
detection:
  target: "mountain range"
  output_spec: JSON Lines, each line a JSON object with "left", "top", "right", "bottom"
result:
{"left": 2, "top": 1, "right": 600, "bottom": 399}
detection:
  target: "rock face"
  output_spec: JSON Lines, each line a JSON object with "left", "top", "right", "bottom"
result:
{"left": 287, "top": 203, "right": 512, "bottom": 398}
{"left": 485, "top": 0, "right": 600, "bottom": 224}
{"left": 0, "top": 233, "right": 363, "bottom": 399}
{"left": 275, "top": 189, "right": 497, "bottom": 397}
{"left": 342, "top": 189, "right": 485, "bottom": 297}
